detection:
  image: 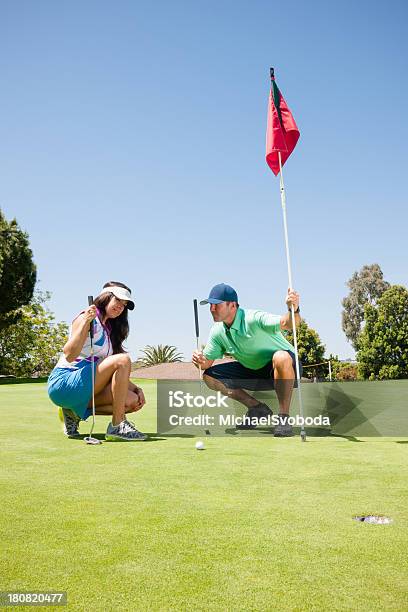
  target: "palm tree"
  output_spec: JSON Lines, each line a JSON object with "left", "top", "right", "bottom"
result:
{"left": 139, "top": 344, "right": 184, "bottom": 366}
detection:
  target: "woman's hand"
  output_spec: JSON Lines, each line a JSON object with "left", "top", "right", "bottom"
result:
{"left": 63, "top": 306, "right": 97, "bottom": 362}
{"left": 133, "top": 386, "right": 146, "bottom": 409}
{"left": 84, "top": 305, "right": 97, "bottom": 323}
{"left": 136, "top": 387, "right": 146, "bottom": 408}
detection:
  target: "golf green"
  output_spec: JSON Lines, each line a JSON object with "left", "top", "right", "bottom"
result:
{"left": 1, "top": 380, "right": 407, "bottom": 611}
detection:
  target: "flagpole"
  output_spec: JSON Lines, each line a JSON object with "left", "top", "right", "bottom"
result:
{"left": 278, "top": 151, "right": 307, "bottom": 442}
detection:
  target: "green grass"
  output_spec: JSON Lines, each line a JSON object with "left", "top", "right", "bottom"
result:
{"left": 1, "top": 380, "right": 408, "bottom": 611}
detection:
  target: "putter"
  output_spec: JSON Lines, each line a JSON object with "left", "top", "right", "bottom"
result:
{"left": 194, "top": 299, "right": 210, "bottom": 436}
{"left": 84, "top": 295, "right": 102, "bottom": 445}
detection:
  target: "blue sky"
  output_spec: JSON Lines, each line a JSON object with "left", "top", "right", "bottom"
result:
{"left": 1, "top": 0, "right": 407, "bottom": 362}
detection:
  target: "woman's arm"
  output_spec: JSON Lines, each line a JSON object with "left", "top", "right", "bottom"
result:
{"left": 63, "top": 305, "right": 96, "bottom": 362}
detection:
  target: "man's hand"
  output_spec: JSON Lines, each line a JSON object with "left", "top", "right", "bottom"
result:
{"left": 281, "top": 288, "right": 301, "bottom": 331}
{"left": 192, "top": 351, "right": 213, "bottom": 371}
{"left": 285, "top": 288, "right": 300, "bottom": 312}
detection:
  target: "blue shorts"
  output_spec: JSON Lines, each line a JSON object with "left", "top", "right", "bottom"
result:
{"left": 47, "top": 363, "right": 96, "bottom": 420}
{"left": 204, "top": 350, "right": 302, "bottom": 391}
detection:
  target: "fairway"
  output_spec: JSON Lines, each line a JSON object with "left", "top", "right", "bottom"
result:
{"left": 1, "top": 381, "right": 408, "bottom": 611}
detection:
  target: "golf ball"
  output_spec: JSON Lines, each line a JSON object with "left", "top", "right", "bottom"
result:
{"left": 195, "top": 440, "right": 205, "bottom": 450}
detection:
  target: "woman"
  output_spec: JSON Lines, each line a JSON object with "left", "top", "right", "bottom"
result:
{"left": 48, "top": 281, "right": 147, "bottom": 441}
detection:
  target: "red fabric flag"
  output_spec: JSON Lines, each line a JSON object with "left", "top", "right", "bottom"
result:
{"left": 266, "top": 78, "right": 300, "bottom": 175}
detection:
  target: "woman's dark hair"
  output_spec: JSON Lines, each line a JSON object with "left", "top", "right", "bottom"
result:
{"left": 93, "top": 281, "right": 131, "bottom": 354}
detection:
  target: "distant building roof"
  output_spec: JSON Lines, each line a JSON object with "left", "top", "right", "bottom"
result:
{"left": 131, "top": 358, "right": 234, "bottom": 380}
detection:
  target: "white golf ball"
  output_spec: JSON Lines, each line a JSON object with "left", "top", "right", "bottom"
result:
{"left": 195, "top": 440, "right": 205, "bottom": 450}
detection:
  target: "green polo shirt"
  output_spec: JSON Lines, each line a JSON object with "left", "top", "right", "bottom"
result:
{"left": 203, "top": 308, "right": 294, "bottom": 370}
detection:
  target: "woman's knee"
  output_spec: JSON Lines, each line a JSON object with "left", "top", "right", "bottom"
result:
{"left": 112, "top": 353, "right": 131, "bottom": 370}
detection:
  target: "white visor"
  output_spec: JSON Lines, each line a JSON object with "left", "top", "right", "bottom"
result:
{"left": 98, "top": 286, "right": 134, "bottom": 310}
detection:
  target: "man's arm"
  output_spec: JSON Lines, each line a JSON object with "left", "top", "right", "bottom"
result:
{"left": 280, "top": 288, "right": 301, "bottom": 331}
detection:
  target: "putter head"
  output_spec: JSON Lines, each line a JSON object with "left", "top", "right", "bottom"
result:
{"left": 84, "top": 436, "right": 102, "bottom": 445}
{"left": 301, "top": 431, "right": 307, "bottom": 442}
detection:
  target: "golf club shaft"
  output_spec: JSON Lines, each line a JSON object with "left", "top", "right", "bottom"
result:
{"left": 193, "top": 299, "right": 202, "bottom": 380}
{"left": 88, "top": 296, "right": 96, "bottom": 438}
{"left": 196, "top": 337, "right": 202, "bottom": 380}
{"left": 194, "top": 299, "right": 209, "bottom": 434}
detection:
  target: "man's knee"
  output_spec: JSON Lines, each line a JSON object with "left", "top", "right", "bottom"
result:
{"left": 273, "top": 351, "right": 293, "bottom": 371}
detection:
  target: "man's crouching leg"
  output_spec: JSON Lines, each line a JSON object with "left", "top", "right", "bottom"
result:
{"left": 272, "top": 351, "right": 295, "bottom": 437}
{"left": 203, "top": 369, "right": 272, "bottom": 430}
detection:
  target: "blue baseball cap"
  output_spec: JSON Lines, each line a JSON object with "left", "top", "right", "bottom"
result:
{"left": 200, "top": 283, "right": 238, "bottom": 305}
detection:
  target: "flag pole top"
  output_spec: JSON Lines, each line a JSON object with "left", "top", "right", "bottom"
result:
{"left": 270, "top": 67, "right": 275, "bottom": 81}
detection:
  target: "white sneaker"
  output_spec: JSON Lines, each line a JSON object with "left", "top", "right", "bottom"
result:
{"left": 105, "top": 419, "right": 148, "bottom": 441}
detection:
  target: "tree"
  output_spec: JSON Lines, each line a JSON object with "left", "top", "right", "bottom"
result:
{"left": 131, "top": 359, "right": 146, "bottom": 370}
{"left": 331, "top": 360, "right": 359, "bottom": 381}
{"left": 286, "top": 320, "right": 326, "bottom": 379}
{"left": 0, "top": 291, "right": 68, "bottom": 377}
{"left": 342, "top": 264, "right": 389, "bottom": 350}
{"left": 140, "top": 345, "right": 184, "bottom": 366}
{"left": 357, "top": 285, "right": 408, "bottom": 380}
{"left": 0, "top": 209, "right": 37, "bottom": 331}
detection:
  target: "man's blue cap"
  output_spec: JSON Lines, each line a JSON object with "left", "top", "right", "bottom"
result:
{"left": 200, "top": 283, "right": 238, "bottom": 305}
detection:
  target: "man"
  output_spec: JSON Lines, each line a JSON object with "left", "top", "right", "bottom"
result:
{"left": 192, "top": 283, "right": 302, "bottom": 437}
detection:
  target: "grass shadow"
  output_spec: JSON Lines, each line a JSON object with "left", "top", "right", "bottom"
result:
{"left": 154, "top": 433, "right": 196, "bottom": 439}
{"left": 70, "top": 433, "right": 167, "bottom": 442}
{"left": 223, "top": 427, "right": 363, "bottom": 441}
{"left": 0, "top": 377, "right": 48, "bottom": 385}
{"left": 303, "top": 429, "right": 364, "bottom": 442}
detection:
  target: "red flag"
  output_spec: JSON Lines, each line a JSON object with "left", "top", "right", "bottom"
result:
{"left": 266, "top": 77, "right": 300, "bottom": 175}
